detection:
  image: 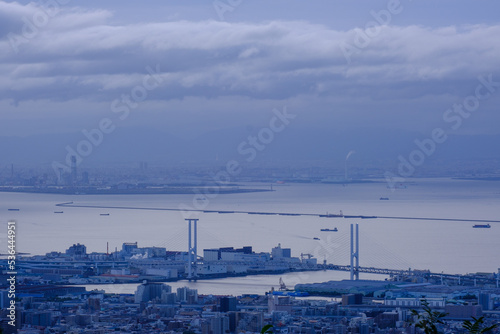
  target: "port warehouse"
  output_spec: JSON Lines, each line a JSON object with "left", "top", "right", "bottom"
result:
{"left": 2, "top": 242, "right": 319, "bottom": 284}
{"left": 4, "top": 241, "right": 499, "bottom": 286}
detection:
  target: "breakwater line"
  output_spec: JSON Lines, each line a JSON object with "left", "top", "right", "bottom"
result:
{"left": 55, "top": 202, "right": 500, "bottom": 223}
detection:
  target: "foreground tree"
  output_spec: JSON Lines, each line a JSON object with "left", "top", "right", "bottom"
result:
{"left": 261, "top": 324, "right": 273, "bottom": 334}
{"left": 462, "top": 316, "right": 498, "bottom": 334}
{"left": 410, "top": 300, "right": 448, "bottom": 334}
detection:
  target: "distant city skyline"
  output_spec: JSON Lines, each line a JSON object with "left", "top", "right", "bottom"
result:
{"left": 1, "top": 1, "right": 500, "bottom": 170}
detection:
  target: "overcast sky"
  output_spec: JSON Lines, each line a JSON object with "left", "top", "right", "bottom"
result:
{"left": 1, "top": 0, "right": 500, "bottom": 168}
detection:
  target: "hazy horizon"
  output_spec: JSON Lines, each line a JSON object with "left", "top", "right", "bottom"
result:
{"left": 1, "top": 0, "right": 500, "bottom": 174}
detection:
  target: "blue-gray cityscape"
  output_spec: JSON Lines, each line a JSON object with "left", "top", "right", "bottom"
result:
{"left": 2, "top": 233, "right": 500, "bottom": 333}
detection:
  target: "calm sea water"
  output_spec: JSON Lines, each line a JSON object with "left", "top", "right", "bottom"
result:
{"left": 76, "top": 271, "right": 356, "bottom": 297}
{"left": 1, "top": 178, "right": 499, "bottom": 294}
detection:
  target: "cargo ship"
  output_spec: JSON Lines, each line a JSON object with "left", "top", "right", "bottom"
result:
{"left": 320, "top": 228, "right": 338, "bottom": 232}
{"left": 473, "top": 224, "right": 491, "bottom": 228}
{"left": 319, "top": 210, "right": 343, "bottom": 218}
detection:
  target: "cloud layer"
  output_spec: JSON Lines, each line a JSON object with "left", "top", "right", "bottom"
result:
{"left": 1, "top": 2, "right": 499, "bottom": 104}
{"left": 1, "top": 1, "right": 499, "bottom": 168}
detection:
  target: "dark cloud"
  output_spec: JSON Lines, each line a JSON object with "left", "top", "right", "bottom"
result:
{"left": 2, "top": 2, "right": 500, "bottom": 104}
{"left": 1, "top": 1, "right": 500, "bottom": 168}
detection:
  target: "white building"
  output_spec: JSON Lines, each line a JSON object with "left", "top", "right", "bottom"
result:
{"left": 272, "top": 244, "right": 291, "bottom": 259}
{"left": 384, "top": 297, "right": 445, "bottom": 307}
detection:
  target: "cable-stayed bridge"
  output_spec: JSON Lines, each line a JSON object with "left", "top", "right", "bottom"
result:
{"left": 45, "top": 202, "right": 500, "bottom": 286}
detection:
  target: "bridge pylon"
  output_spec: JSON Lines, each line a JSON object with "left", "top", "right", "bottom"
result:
{"left": 350, "top": 223, "right": 359, "bottom": 280}
{"left": 186, "top": 218, "right": 198, "bottom": 281}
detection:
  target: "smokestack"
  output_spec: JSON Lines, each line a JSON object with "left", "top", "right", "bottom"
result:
{"left": 345, "top": 150, "right": 356, "bottom": 181}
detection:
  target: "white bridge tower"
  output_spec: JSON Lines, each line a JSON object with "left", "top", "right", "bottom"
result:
{"left": 186, "top": 218, "right": 198, "bottom": 281}
{"left": 350, "top": 223, "right": 359, "bottom": 280}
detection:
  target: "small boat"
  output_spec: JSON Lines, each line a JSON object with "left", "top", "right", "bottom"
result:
{"left": 473, "top": 224, "right": 491, "bottom": 228}
{"left": 320, "top": 228, "right": 338, "bottom": 232}
{"left": 100, "top": 213, "right": 110, "bottom": 216}
{"left": 313, "top": 237, "right": 320, "bottom": 240}
{"left": 380, "top": 197, "right": 389, "bottom": 200}
{"left": 8, "top": 208, "right": 20, "bottom": 211}
{"left": 54, "top": 211, "right": 64, "bottom": 214}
